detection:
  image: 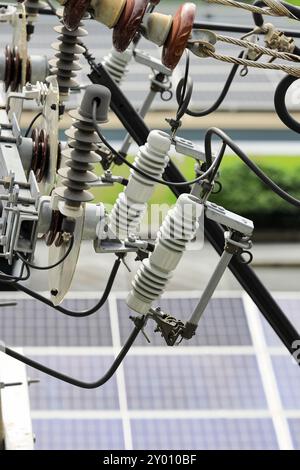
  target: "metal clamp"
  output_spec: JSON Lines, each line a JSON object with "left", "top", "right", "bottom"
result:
{"left": 133, "top": 49, "right": 172, "bottom": 76}
{"left": 187, "top": 29, "right": 217, "bottom": 58}
{"left": 264, "top": 23, "right": 296, "bottom": 53}
{"left": 173, "top": 136, "right": 206, "bottom": 162}
{"left": 150, "top": 307, "right": 185, "bottom": 346}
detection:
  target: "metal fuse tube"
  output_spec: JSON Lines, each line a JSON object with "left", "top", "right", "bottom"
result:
{"left": 127, "top": 194, "right": 203, "bottom": 314}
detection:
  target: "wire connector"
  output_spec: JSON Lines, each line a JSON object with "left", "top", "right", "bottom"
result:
{"left": 151, "top": 308, "right": 185, "bottom": 346}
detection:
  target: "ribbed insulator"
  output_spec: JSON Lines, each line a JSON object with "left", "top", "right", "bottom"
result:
{"left": 127, "top": 194, "right": 202, "bottom": 314}
{"left": 55, "top": 112, "right": 101, "bottom": 208}
{"left": 50, "top": 18, "right": 87, "bottom": 102}
{"left": 102, "top": 48, "right": 133, "bottom": 85}
{"left": 109, "top": 130, "right": 171, "bottom": 239}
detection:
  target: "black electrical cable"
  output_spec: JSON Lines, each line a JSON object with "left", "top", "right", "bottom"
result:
{"left": 45, "top": 0, "right": 58, "bottom": 15}
{"left": 205, "top": 127, "right": 300, "bottom": 208}
{"left": 208, "top": 142, "right": 227, "bottom": 184}
{"left": 16, "top": 235, "right": 74, "bottom": 270}
{"left": 176, "top": 50, "right": 193, "bottom": 121}
{"left": 0, "top": 262, "right": 30, "bottom": 283}
{"left": 253, "top": 0, "right": 300, "bottom": 28}
{"left": 176, "top": 51, "right": 244, "bottom": 117}
{"left": 274, "top": 74, "right": 300, "bottom": 134}
{"left": 92, "top": 101, "right": 220, "bottom": 185}
{"left": 13, "top": 255, "right": 122, "bottom": 318}
{"left": 193, "top": 20, "right": 300, "bottom": 39}
{"left": 24, "top": 111, "right": 43, "bottom": 137}
{"left": 2, "top": 315, "right": 146, "bottom": 388}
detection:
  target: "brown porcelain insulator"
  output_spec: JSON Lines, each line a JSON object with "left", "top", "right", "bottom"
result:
{"left": 113, "top": 0, "right": 148, "bottom": 52}
{"left": 162, "top": 3, "right": 196, "bottom": 70}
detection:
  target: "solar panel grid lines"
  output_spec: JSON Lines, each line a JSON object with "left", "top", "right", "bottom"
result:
{"left": 108, "top": 292, "right": 134, "bottom": 450}
{"left": 123, "top": 354, "right": 268, "bottom": 410}
{"left": 287, "top": 420, "right": 300, "bottom": 450}
{"left": 117, "top": 297, "right": 253, "bottom": 346}
{"left": 130, "top": 418, "right": 279, "bottom": 450}
{"left": 0, "top": 298, "right": 112, "bottom": 346}
{"left": 242, "top": 294, "right": 294, "bottom": 450}
{"left": 32, "top": 419, "right": 124, "bottom": 450}
{"left": 272, "top": 356, "right": 300, "bottom": 409}
{"left": 26, "top": 355, "right": 120, "bottom": 411}
{"left": 1, "top": 291, "right": 300, "bottom": 449}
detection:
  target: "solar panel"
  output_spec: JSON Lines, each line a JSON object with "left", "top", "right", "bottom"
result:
{"left": 123, "top": 355, "right": 267, "bottom": 410}
{"left": 0, "top": 292, "right": 298, "bottom": 450}
{"left": 32, "top": 419, "right": 124, "bottom": 450}
{"left": 0, "top": 299, "right": 112, "bottom": 346}
{"left": 271, "top": 356, "right": 300, "bottom": 409}
{"left": 28, "top": 355, "right": 119, "bottom": 410}
{"left": 287, "top": 420, "right": 300, "bottom": 451}
{"left": 117, "top": 297, "right": 252, "bottom": 346}
{"left": 261, "top": 299, "right": 300, "bottom": 348}
{"left": 131, "top": 418, "right": 279, "bottom": 450}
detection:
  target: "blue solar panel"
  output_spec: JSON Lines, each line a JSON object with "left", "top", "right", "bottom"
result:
{"left": 0, "top": 298, "right": 112, "bottom": 346}
{"left": 117, "top": 297, "right": 252, "bottom": 346}
{"left": 28, "top": 355, "right": 119, "bottom": 410}
{"left": 123, "top": 355, "right": 267, "bottom": 410}
{"left": 261, "top": 298, "right": 300, "bottom": 347}
{"left": 131, "top": 418, "right": 278, "bottom": 450}
{"left": 288, "top": 420, "right": 300, "bottom": 450}
{"left": 272, "top": 356, "right": 300, "bottom": 409}
{"left": 32, "top": 419, "right": 124, "bottom": 450}
{"left": 3, "top": 292, "right": 299, "bottom": 450}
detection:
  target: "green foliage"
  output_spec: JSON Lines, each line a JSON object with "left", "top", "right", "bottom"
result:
{"left": 92, "top": 155, "right": 300, "bottom": 230}
{"left": 211, "top": 158, "right": 300, "bottom": 229}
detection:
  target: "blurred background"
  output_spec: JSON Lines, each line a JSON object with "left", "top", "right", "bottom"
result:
{"left": 1, "top": 0, "right": 300, "bottom": 451}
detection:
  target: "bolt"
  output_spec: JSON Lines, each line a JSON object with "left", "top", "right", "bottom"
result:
{"left": 51, "top": 289, "right": 58, "bottom": 296}
{"left": 128, "top": 233, "right": 136, "bottom": 243}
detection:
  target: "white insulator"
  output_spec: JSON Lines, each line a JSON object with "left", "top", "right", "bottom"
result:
{"left": 127, "top": 194, "right": 203, "bottom": 314}
{"left": 108, "top": 130, "right": 171, "bottom": 239}
{"left": 102, "top": 47, "right": 133, "bottom": 85}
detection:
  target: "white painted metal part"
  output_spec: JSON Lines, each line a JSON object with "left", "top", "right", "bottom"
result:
{"left": 0, "top": 349, "right": 34, "bottom": 450}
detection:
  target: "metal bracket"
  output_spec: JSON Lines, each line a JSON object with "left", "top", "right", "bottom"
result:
{"left": 133, "top": 49, "right": 172, "bottom": 76}
{"left": 187, "top": 29, "right": 217, "bottom": 58}
{"left": 264, "top": 23, "right": 296, "bottom": 54}
{"left": 205, "top": 201, "right": 254, "bottom": 237}
{"left": 173, "top": 136, "right": 207, "bottom": 162}
{"left": 150, "top": 307, "right": 185, "bottom": 346}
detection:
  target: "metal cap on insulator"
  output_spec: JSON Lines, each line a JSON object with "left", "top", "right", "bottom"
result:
{"left": 90, "top": 0, "right": 127, "bottom": 28}
{"left": 143, "top": 12, "right": 173, "bottom": 47}
{"left": 79, "top": 84, "right": 111, "bottom": 123}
